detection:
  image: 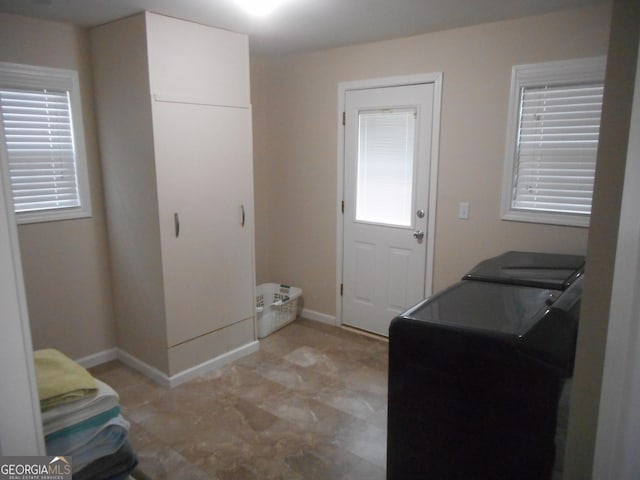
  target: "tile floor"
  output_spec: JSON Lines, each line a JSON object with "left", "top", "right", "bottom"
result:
{"left": 90, "top": 318, "right": 388, "bottom": 479}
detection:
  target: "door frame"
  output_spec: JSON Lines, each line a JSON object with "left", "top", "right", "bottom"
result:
{"left": 336, "top": 73, "right": 443, "bottom": 327}
{"left": 0, "top": 127, "right": 45, "bottom": 455}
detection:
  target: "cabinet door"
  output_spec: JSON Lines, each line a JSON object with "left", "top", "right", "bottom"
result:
{"left": 153, "top": 101, "right": 255, "bottom": 347}
{"left": 146, "top": 12, "right": 250, "bottom": 108}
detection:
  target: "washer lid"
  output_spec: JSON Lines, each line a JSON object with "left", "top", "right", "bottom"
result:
{"left": 403, "top": 281, "right": 559, "bottom": 338}
{"left": 463, "top": 251, "right": 585, "bottom": 290}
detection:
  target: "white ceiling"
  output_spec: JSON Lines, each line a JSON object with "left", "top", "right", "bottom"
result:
{"left": 0, "top": 0, "right": 607, "bottom": 55}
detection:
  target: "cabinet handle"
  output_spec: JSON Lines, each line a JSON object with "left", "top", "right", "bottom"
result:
{"left": 240, "top": 205, "right": 245, "bottom": 227}
{"left": 174, "top": 212, "right": 180, "bottom": 238}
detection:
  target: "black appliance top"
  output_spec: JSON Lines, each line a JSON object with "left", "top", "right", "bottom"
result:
{"left": 463, "top": 251, "right": 585, "bottom": 290}
{"left": 398, "top": 277, "right": 584, "bottom": 375}
{"left": 402, "top": 281, "right": 558, "bottom": 337}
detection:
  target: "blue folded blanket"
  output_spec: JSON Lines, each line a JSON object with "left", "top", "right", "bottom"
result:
{"left": 45, "top": 406, "right": 120, "bottom": 442}
{"left": 45, "top": 413, "right": 129, "bottom": 473}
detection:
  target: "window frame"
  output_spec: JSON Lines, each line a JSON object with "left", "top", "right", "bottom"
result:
{"left": 500, "top": 56, "right": 606, "bottom": 228}
{"left": 0, "top": 62, "right": 91, "bottom": 224}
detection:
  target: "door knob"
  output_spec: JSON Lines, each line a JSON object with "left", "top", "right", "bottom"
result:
{"left": 413, "top": 230, "right": 424, "bottom": 240}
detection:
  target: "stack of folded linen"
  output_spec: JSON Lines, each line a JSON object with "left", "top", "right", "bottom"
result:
{"left": 34, "top": 349, "right": 138, "bottom": 479}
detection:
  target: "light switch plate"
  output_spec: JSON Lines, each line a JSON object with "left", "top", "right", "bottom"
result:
{"left": 458, "top": 202, "right": 470, "bottom": 220}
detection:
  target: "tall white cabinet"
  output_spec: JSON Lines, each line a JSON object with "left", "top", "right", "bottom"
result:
{"left": 91, "top": 12, "right": 257, "bottom": 380}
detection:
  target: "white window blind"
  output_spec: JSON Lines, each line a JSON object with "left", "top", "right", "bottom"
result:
{"left": 0, "top": 87, "right": 80, "bottom": 213}
{"left": 501, "top": 57, "right": 606, "bottom": 227}
{"left": 0, "top": 62, "right": 90, "bottom": 224}
{"left": 513, "top": 83, "right": 604, "bottom": 215}
{"left": 356, "top": 109, "right": 416, "bottom": 227}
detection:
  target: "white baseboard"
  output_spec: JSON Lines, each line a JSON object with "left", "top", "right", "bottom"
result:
{"left": 116, "top": 348, "right": 171, "bottom": 387}
{"left": 167, "top": 340, "right": 259, "bottom": 388}
{"left": 75, "top": 348, "right": 118, "bottom": 369}
{"left": 301, "top": 308, "right": 337, "bottom": 326}
{"left": 76, "top": 341, "right": 260, "bottom": 389}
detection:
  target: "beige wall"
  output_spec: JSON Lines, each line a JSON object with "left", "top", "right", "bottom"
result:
{"left": 0, "top": 13, "right": 115, "bottom": 359}
{"left": 251, "top": 56, "right": 271, "bottom": 284}
{"left": 252, "top": 5, "right": 611, "bottom": 317}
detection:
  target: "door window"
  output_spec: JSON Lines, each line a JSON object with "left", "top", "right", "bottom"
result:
{"left": 356, "top": 108, "right": 416, "bottom": 227}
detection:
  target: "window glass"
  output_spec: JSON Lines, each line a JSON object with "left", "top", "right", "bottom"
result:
{"left": 356, "top": 109, "right": 416, "bottom": 227}
{"left": 502, "top": 57, "right": 605, "bottom": 227}
{"left": 0, "top": 63, "right": 91, "bottom": 224}
{"left": 513, "top": 83, "right": 603, "bottom": 215}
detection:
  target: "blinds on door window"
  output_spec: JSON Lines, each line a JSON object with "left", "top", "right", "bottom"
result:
{"left": 356, "top": 109, "right": 416, "bottom": 227}
{"left": 513, "top": 83, "right": 604, "bottom": 215}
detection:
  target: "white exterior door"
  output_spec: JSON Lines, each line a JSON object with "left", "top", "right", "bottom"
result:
{"left": 342, "top": 83, "right": 434, "bottom": 336}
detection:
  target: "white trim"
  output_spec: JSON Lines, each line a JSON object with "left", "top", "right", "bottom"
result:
{"left": 593, "top": 40, "right": 640, "bottom": 480}
{"left": 116, "top": 349, "right": 171, "bottom": 387}
{"left": 74, "top": 348, "right": 118, "bottom": 369}
{"left": 301, "top": 308, "right": 337, "bottom": 326}
{"left": 0, "top": 122, "right": 44, "bottom": 455}
{"left": 153, "top": 93, "right": 248, "bottom": 110}
{"left": 166, "top": 341, "right": 259, "bottom": 388}
{"left": 116, "top": 341, "right": 260, "bottom": 389}
{"left": 336, "top": 72, "right": 442, "bottom": 326}
{"left": 71, "top": 340, "right": 262, "bottom": 389}
{"left": 501, "top": 209, "right": 591, "bottom": 228}
{"left": 500, "top": 56, "right": 606, "bottom": 228}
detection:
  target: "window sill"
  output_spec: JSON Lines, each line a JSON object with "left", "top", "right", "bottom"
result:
{"left": 16, "top": 207, "right": 92, "bottom": 225}
{"left": 501, "top": 210, "right": 590, "bottom": 228}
